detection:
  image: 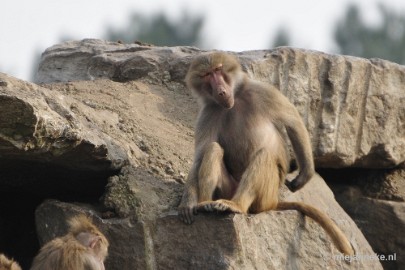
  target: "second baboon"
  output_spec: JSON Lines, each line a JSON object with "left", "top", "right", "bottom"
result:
{"left": 0, "top": 253, "right": 21, "bottom": 270}
{"left": 30, "top": 215, "right": 109, "bottom": 270}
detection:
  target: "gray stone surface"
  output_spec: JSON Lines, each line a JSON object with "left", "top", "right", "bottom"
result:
{"left": 0, "top": 72, "right": 127, "bottom": 171}
{"left": 36, "top": 173, "right": 382, "bottom": 270}
{"left": 36, "top": 39, "right": 405, "bottom": 169}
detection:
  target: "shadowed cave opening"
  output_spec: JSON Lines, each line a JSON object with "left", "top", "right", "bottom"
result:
{"left": 318, "top": 167, "right": 404, "bottom": 202}
{"left": 318, "top": 167, "right": 402, "bottom": 270}
{"left": 0, "top": 160, "right": 116, "bottom": 269}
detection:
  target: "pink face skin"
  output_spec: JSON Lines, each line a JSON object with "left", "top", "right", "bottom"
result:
{"left": 202, "top": 64, "right": 235, "bottom": 109}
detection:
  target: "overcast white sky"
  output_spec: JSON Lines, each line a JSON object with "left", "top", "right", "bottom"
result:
{"left": 1, "top": 0, "right": 405, "bottom": 81}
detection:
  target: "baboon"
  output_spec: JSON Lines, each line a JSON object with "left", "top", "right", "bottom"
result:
{"left": 0, "top": 254, "right": 21, "bottom": 270}
{"left": 178, "top": 52, "right": 354, "bottom": 255}
{"left": 30, "top": 215, "right": 109, "bottom": 270}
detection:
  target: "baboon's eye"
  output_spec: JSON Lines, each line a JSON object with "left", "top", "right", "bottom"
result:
{"left": 214, "top": 64, "right": 223, "bottom": 72}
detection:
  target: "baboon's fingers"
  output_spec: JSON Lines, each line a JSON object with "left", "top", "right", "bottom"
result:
{"left": 179, "top": 207, "right": 196, "bottom": 224}
{"left": 285, "top": 171, "right": 314, "bottom": 192}
{"left": 212, "top": 200, "right": 244, "bottom": 213}
{"left": 196, "top": 201, "right": 215, "bottom": 212}
{"left": 213, "top": 202, "right": 229, "bottom": 211}
{"left": 204, "top": 204, "right": 215, "bottom": 212}
{"left": 197, "top": 200, "right": 243, "bottom": 214}
{"left": 285, "top": 178, "right": 304, "bottom": 192}
{"left": 285, "top": 179, "right": 297, "bottom": 192}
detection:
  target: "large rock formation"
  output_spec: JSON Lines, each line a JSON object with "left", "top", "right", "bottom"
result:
{"left": 36, "top": 39, "right": 405, "bottom": 169}
{"left": 35, "top": 172, "right": 378, "bottom": 270}
{"left": 1, "top": 39, "right": 404, "bottom": 269}
{"left": 0, "top": 73, "right": 127, "bottom": 171}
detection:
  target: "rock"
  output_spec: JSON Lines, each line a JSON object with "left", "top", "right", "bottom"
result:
{"left": 35, "top": 171, "right": 382, "bottom": 270}
{"left": 329, "top": 169, "right": 405, "bottom": 270}
{"left": 2, "top": 40, "right": 402, "bottom": 268}
{"left": 36, "top": 39, "right": 199, "bottom": 84}
{"left": 0, "top": 72, "right": 127, "bottom": 172}
{"left": 154, "top": 174, "right": 382, "bottom": 270}
{"left": 258, "top": 49, "right": 405, "bottom": 169}
{"left": 322, "top": 167, "right": 405, "bottom": 202}
{"left": 34, "top": 200, "right": 148, "bottom": 270}
{"left": 36, "top": 39, "right": 405, "bottom": 169}
{"left": 321, "top": 168, "right": 405, "bottom": 270}
{"left": 101, "top": 166, "right": 183, "bottom": 220}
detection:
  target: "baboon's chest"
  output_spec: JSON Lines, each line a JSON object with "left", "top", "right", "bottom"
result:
{"left": 217, "top": 111, "right": 278, "bottom": 180}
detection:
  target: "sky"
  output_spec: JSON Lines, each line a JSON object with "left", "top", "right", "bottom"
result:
{"left": 1, "top": 0, "right": 405, "bottom": 81}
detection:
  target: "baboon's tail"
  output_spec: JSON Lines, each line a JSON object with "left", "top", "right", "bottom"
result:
{"left": 277, "top": 201, "right": 354, "bottom": 256}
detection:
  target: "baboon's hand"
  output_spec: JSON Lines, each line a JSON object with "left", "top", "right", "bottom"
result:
{"left": 178, "top": 203, "right": 198, "bottom": 225}
{"left": 285, "top": 171, "right": 313, "bottom": 192}
{"left": 285, "top": 178, "right": 301, "bottom": 192}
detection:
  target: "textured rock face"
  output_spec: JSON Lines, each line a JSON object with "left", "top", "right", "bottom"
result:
{"left": 255, "top": 50, "right": 405, "bottom": 169}
{"left": 36, "top": 173, "right": 381, "bottom": 270}
{"left": 321, "top": 167, "right": 405, "bottom": 270}
{"left": 0, "top": 72, "right": 127, "bottom": 171}
{"left": 338, "top": 193, "right": 405, "bottom": 269}
{"left": 36, "top": 39, "right": 405, "bottom": 169}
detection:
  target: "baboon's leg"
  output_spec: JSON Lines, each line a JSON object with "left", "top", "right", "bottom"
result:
{"left": 198, "top": 142, "right": 236, "bottom": 202}
{"left": 198, "top": 147, "right": 281, "bottom": 213}
{"left": 233, "top": 147, "right": 280, "bottom": 212}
